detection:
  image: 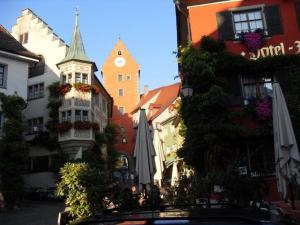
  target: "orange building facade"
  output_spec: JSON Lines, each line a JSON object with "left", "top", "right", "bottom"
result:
{"left": 102, "top": 39, "right": 140, "bottom": 158}
{"left": 177, "top": 0, "right": 300, "bottom": 58}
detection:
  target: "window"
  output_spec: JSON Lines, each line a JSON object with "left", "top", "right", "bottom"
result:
{"left": 28, "top": 83, "right": 44, "bottom": 100}
{"left": 119, "top": 106, "right": 125, "bottom": 115}
{"left": 82, "top": 74, "right": 88, "bottom": 84}
{"left": 19, "top": 32, "right": 28, "bottom": 44}
{"left": 118, "top": 89, "right": 124, "bottom": 97}
{"left": 75, "top": 110, "right": 89, "bottom": 121}
{"left": 29, "top": 56, "right": 45, "bottom": 77}
{"left": 75, "top": 73, "right": 81, "bottom": 83}
{"left": 0, "top": 112, "right": 3, "bottom": 134}
{"left": 28, "top": 117, "right": 43, "bottom": 133}
{"left": 82, "top": 110, "right": 88, "bottom": 121}
{"left": 118, "top": 50, "right": 122, "bottom": 55}
{"left": 0, "top": 65, "right": 6, "bottom": 88}
{"left": 31, "top": 156, "right": 49, "bottom": 172}
{"left": 75, "top": 72, "right": 88, "bottom": 83}
{"left": 118, "top": 74, "right": 123, "bottom": 82}
{"left": 241, "top": 76, "right": 272, "bottom": 104}
{"left": 102, "top": 99, "right": 107, "bottom": 113}
{"left": 126, "top": 75, "right": 131, "bottom": 81}
{"left": 217, "top": 5, "right": 283, "bottom": 40}
{"left": 61, "top": 110, "right": 72, "bottom": 122}
{"left": 68, "top": 73, "right": 72, "bottom": 83}
{"left": 233, "top": 9, "right": 265, "bottom": 38}
{"left": 62, "top": 75, "right": 67, "bottom": 84}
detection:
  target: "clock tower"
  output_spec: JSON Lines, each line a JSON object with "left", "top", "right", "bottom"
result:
{"left": 102, "top": 39, "right": 140, "bottom": 157}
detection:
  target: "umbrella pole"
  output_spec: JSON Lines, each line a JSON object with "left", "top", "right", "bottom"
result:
{"left": 289, "top": 182, "right": 296, "bottom": 210}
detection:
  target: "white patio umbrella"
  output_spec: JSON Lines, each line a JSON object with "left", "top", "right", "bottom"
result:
{"left": 272, "top": 82, "right": 300, "bottom": 201}
{"left": 134, "top": 109, "right": 156, "bottom": 192}
{"left": 153, "top": 129, "right": 165, "bottom": 187}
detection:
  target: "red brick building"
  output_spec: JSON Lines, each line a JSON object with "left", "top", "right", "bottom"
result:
{"left": 175, "top": 0, "right": 300, "bottom": 201}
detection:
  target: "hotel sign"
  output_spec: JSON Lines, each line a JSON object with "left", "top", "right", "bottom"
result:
{"left": 240, "top": 41, "right": 300, "bottom": 60}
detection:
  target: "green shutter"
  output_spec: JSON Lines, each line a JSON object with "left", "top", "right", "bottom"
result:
{"left": 216, "top": 11, "right": 234, "bottom": 40}
{"left": 295, "top": 2, "right": 300, "bottom": 31}
{"left": 265, "top": 5, "right": 283, "bottom": 35}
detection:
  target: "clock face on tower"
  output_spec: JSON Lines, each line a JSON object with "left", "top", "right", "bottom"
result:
{"left": 114, "top": 57, "right": 126, "bottom": 67}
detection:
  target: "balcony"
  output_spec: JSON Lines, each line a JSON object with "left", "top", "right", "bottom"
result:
{"left": 61, "top": 98, "right": 91, "bottom": 109}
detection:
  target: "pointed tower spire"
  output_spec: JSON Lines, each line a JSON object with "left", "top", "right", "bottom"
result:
{"left": 58, "top": 8, "right": 91, "bottom": 65}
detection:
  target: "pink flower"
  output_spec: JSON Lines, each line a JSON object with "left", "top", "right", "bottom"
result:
{"left": 256, "top": 99, "right": 272, "bottom": 120}
{"left": 242, "top": 31, "right": 264, "bottom": 53}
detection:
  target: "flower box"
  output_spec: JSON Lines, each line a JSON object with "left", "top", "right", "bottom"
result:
{"left": 73, "top": 83, "right": 92, "bottom": 92}
{"left": 91, "top": 122, "right": 100, "bottom": 130}
{"left": 56, "top": 122, "right": 72, "bottom": 133}
{"left": 73, "top": 121, "right": 92, "bottom": 130}
{"left": 57, "top": 83, "right": 72, "bottom": 95}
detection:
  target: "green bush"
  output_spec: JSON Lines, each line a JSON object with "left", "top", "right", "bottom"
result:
{"left": 56, "top": 162, "right": 108, "bottom": 221}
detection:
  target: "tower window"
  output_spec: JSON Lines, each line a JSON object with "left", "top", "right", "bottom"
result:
{"left": 118, "top": 50, "right": 122, "bottom": 55}
{"left": 75, "top": 73, "right": 81, "bottom": 83}
{"left": 126, "top": 75, "right": 131, "bottom": 81}
{"left": 118, "top": 74, "right": 123, "bottom": 82}
{"left": 82, "top": 74, "right": 88, "bottom": 84}
{"left": 19, "top": 32, "right": 28, "bottom": 44}
{"left": 118, "top": 89, "right": 124, "bottom": 97}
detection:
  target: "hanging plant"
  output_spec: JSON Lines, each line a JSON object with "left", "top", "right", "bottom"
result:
{"left": 57, "top": 83, "right": 72, "bottom": 95}
{"left": 91, "top": 122, "right": 100, "bottom": 130}
{"left": 240, "top": 29, "right": 264, "bottom": 53}
{"left": 255, "top": 97, "right": 272, "bottom": 120}
{"left": 74, "top": 121, "right": 92, "bottom": 130}
{"left": 56, "top": 121, "right": 72, "bottom": 133}
{"left": 73, "top": 83, "right": 92, "bottom": 92}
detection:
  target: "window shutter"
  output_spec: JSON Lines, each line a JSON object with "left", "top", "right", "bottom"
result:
{"left": 295, "top": 2, "right": 300, "bottom": 31}
{"left": 216, "top": 11, "right": 234, "bottom": 41}
{"left": 265, "top": 5, "right": 283, "bottom": 35}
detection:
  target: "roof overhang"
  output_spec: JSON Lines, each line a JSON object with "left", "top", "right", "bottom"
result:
{"left": 0, "top": 50, "right": 39, "bottom": 63}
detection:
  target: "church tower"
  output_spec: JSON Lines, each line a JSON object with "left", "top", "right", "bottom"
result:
{"left": 102, "top": 39, "right": 140, "bottom": 157}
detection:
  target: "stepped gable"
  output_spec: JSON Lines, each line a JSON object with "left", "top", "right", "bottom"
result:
{"left": 0, "top": 24, "right": 39, "bottom": 59}
{"left": 132, "top": 83, "right": 181, "bottom": 120}
{"left": 12, "top": 8, "right": 68, "bottom": 48}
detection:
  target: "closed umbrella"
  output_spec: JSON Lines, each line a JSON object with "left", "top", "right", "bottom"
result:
{"left": 153, "top": 129, "right": 165, "bottom": 187}
{"left": 134, "top": 109, "right": 156, "bottom": 192}
{"left": 272, "top": 82, "right": 300, "bottom": 207}
{"left": 171, "top": 160, "right": 178, "bottom": 186}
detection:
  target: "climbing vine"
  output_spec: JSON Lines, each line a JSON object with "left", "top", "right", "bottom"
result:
{"left": 0, "top": 93, "right": 29, "bottom": 209}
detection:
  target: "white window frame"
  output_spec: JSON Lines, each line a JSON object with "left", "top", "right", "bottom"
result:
{"left": 0, "top": 64, "right": 7, "bottom": 88}
{"left": 28, "top": 83, "right": 44, "bottom": 100}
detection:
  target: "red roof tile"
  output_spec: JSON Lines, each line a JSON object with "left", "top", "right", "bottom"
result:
{"left": 132, "top": 83, "right": 181, "bottom": 121}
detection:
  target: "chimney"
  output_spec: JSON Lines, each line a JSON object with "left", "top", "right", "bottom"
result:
{"left": 144, "top": 85, "right": 149, "bottom": 95}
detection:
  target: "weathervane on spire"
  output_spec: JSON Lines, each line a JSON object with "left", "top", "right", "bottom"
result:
{"left": 75, "top": 6, "right": 79, "bottom": 26}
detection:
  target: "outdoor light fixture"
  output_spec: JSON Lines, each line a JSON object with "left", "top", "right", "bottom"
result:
{"left": 181, "top": 83, "right": 193, "bottom": 97}
{"left": 122, "top": 137, "right": 127, "bottom": 144}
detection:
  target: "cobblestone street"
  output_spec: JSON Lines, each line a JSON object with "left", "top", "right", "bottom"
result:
{"left": 0, "top": 201, "right": 64, "bottom": 225}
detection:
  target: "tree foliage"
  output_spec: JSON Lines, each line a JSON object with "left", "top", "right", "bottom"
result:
{"left": 0, "top": 93, "right": 29, "bottom": 209}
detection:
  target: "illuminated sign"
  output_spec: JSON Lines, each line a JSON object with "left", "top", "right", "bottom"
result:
{"left": 240, "top": 41, "right": 300, "bottom": 60}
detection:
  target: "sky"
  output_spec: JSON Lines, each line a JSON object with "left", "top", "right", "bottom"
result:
{"left": 1, "top": 0, "right": 179, "bottom": 92}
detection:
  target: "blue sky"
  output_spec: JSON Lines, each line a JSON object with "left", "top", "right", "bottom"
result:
{"left": 2, "top": 0, "right": 179, "bottom": 92}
